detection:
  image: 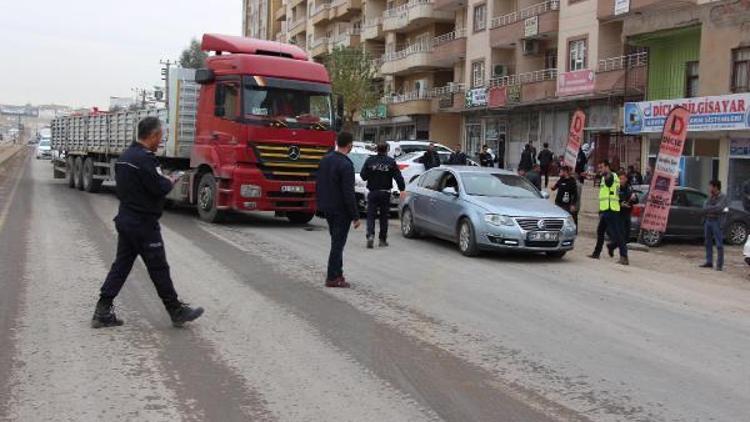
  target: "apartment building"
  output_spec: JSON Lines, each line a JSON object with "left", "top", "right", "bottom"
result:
{"left": 243, "top": 0, "right": 750, "bottom": 201}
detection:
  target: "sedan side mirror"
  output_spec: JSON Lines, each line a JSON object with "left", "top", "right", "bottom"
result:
{"left": 541, "top": 191, "right": 550, "bottom": 199}
{"left": 442, "top": 186, "right": 458, "bottom": 196}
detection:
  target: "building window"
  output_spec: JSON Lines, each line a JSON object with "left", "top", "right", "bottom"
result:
{"left": 473, "top": 4, "right": 486, "bottom": 32}
{"left": 685, "top": 61, "right": 699, "bottom": 98}
{"left": 545, "top": 48, "right": 558, "bottom": 70}
{"left": 472, "top": 60, "right": 485, "bottom": 88}
{"left": 568, "top": 39, "right": 586, "bottom": 71}
{"left": 732, "top": 47, "right": 750, "bottom": 93}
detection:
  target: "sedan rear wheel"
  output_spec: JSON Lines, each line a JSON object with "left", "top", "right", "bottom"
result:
{"left": 458, "top": 218, "right": 480, "bottom": 257}
{"left": 725, "top": 221, "right": 748, "bottom": 245}
{"left": 640, "top": 230, "right": 663, "bottom": 247}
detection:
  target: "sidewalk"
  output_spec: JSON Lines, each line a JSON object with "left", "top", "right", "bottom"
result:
{"left": 0, "top": 144, "right": 24, "bottom": 166}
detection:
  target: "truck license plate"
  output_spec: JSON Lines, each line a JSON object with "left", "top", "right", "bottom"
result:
{"left": 527, "top": 231, "right": 559, "bottom": 241}
{"left": 281, "top": 185, "right": 305, "bottom": 194}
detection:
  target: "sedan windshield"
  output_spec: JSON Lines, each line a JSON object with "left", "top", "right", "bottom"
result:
{"left": 348, "top": 153, "right": 371, "bottom": 173}
{"left": 39, "top": 139, "right": 50, "bottom": 147}
{"left": 243, "top": 77, "right": 332, "bottom": 128}
{"left": 462, "top": 173, "right": 540, "bottom": 198}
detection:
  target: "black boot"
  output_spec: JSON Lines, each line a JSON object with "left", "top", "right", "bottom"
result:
{"left": 366, "top": 236, "right": 374, "bottom": 249}
{"left": 379, "top": 238, "right": 389, "bottom": 247}
{"left": 168, "top": 302, "right": 204, "bottom": 327}
{"left": 91, "top": 298, "right": 124, "bottom": 329}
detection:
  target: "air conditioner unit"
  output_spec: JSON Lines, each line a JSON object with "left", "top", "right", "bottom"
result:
{"left": 493, "top": 65, "right": 509, "bottom": 77}
{"left": 523, "top": 40, "right": 540, "bottom": 56}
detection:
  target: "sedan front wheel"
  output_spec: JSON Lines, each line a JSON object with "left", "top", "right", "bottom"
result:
{"left": 725, "top": 221, "right": 748, "bottom": 245}
{"left": 401, "top": 207, "right": 418, "bottom": 238}
{"left": 458, "top": 218, "right": 480, "bottom": 257}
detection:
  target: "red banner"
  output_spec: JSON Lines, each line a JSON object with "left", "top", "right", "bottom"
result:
{"left": 640, "top": 107, "right": 691, "bottom": 232}
{"left": 488, "top": 86, "right": 508, "bottom": 108}
{"left": 563, "top": 110, "right": 586, "bottom": 169}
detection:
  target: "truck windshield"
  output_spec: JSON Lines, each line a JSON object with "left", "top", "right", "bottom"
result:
{"left": 243, "top": 76, "right": 332, "bottom": 129}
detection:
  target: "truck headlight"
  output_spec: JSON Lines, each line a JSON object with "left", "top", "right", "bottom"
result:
{"left": 484, "top": 214, "right": 514, "bottom": 227}
{"left": 241, "top": 184, "right": 262, "bottom": 198}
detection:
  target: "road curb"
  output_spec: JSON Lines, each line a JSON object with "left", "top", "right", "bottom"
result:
{"left": 0, "top": 146, "right": 25, "bottom": 166}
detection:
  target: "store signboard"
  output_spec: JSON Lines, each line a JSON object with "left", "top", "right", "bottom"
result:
{"left": 488, "top": 86, "right": 507, "bottom": 108}
{"left": 563, "top": 110, "right": 586, "bottom": 169}
{"left": 614, "top": 0, "right": 630, "bottom": 15}
{"left": 557, "top": 69, "right": 595, "bottom": 97}
{"left": 640, "top": 107, "right": 691, "bottom": 233}
{"left": 465, "top": 88, "right": 487, "bottom": 108}
{"left": 624, "top": 93, "right": 750, "bottom": 134}
{"left": 524, "top": 16, "right": 538, "bottom": 37}
{"left": 361, "top": 104, "right": 388, "bottom": 120}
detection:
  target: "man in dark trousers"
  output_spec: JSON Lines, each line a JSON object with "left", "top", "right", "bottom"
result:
{"left": 448, "top": 143, "right": 468, "bottom": 165}
{"left": 421, "top": 142, "right": 441, "bottom": 170}
{"left": 537, "top": 142, "right": 554, "bottom": 188}
{"left": 360, "top": 143, "right": 406, "bottom": 248}
{"left": 700, "top": 180, "right": 729, "bottom": 271}
{"left": 575, "top": 147, "right": 588, "bottom": 184}
{"left": 607, "top": 170, "right": 638, "bottom": 257}
{"left": 551, "top": 165, "right": 579, "bottom": 227}
{"left": 479, "top": 144, "right": 493, "bottom": 167}
{"left": 518, "top": 144, "right": 533, "bottom": 172}
{"left": 317, "top": 132, "right": 360, "bottom": 288}
{"left": 92, "top": 117, "right": 204, "bottom": 328}
{"left": 589, "top": 160, "right": 629, "bottom": 265}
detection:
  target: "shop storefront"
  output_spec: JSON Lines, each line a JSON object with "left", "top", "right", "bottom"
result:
{"left": 624, "top": 93, "right": 750, "bottom": 201}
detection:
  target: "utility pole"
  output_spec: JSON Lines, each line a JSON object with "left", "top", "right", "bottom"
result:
{"left": 160, "top": 59, "right": 174, "bottom": 109}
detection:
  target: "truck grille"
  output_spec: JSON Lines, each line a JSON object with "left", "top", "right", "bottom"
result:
{"left": 254, "top": 144, "right": 329, "bottom": 181}
{"left": 515, "top": 218, "right": 564, "bottom": 232}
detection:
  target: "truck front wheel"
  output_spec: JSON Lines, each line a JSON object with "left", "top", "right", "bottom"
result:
{"left": 66, "top": 157, "right": 76, "bottom": 188}
{"left": 287, "top": 212, "right": 314, "bottom": 225}
{"left": 197, "top": 173, "right": 225, "bottom": 223}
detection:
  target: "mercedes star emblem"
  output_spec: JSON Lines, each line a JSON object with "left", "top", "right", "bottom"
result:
{"left": 288, "top": 145, "right": 301, "bottom": 160}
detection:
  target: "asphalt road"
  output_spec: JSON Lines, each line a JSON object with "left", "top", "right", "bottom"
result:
{"left": 1, "top": 152, "right": 749, "bottom": 421}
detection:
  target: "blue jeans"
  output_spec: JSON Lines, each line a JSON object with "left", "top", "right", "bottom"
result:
{"left": 704, "top": 219, "right": 724, "bottom": 269}
{"left": 325, "top": 213, "right": 352, "bottom": 281}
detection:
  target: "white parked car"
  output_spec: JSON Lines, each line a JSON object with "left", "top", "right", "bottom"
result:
{"left": 386, "top": 140, "right": 453, "bottom": 158}
{"left": 349, "top": 147, "right": 400, "bottom": 214}
{"left": 744, "top": 237, "right": 750, "bottom": 265}
{"left": 35, "top": 138, "right": 52, "bottom": 159}
{"left": 397, "top": 150, "right": 481, "bottom": 184}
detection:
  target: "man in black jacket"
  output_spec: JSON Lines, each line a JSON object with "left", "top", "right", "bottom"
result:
{"left": 360, "top": 143, "right": 406, "bottom": 248}
{"left": 421, "top": 143, "right": 441, "bottom": 170}
{"left": 551, "top": 165, "right": 579, "bottom": 226}
{"left": 479, "top": 145, "right": 494, "bottom": 167}
{"left": 537, "top": 142, "right": 554, "bottom": 188}
{"left": 316, "top": 132, "right": 360, "bottom": 288}
{"left": 448, "top": 143, "right": 468, "bottom": 165}
{"left": 93, "top": 117, "right": 203, "bottom": 328}
{"left": 518, "top": 144, "right": 533, "bottom": 172}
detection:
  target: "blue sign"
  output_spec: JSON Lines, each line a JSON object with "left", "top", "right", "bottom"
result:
{"left": 624, "top": 93, "right": 750, "bottom": 134}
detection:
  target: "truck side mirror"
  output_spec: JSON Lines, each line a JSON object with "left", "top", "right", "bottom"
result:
{"left": 335, "top": 96, "right": 344, "bottom": 132}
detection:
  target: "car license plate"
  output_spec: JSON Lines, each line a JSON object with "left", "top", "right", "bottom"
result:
{"left": 527, "top": 231, "right": 559, "bottom": 241}
{"left": 281, "top": 185, "right": 305, "bottom": 194}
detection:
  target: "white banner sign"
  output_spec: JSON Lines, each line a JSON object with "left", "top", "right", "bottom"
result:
{"left": 614, "top": 0, "right": 630, "bottom": 15}
{"left": 524, "top": 16, "right": 538, "bottom": 37}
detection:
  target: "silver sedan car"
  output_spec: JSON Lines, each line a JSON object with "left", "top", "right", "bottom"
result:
{"left": 399, "top": 166, "right": 577, "bottom": 258}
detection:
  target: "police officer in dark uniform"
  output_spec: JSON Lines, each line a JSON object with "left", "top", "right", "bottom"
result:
{"left": 92, "top": 117, "right": 204, "bottom": 328}
{"left": 360, "top": 143, "right": 406, "bottom": 248}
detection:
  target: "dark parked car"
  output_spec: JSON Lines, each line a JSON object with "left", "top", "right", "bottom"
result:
{"left": 630, "top": 185, "right": 749, "bottom": 247}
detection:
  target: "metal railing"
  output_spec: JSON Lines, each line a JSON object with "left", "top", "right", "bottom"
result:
{"left": 488, "top": 68, "right": 557, "bottom": 87}
{"left": 490, "top": 0, "right": 559, "bottom": 29}
{"left": 381, "top": 41, "right": 432, "bottom": 62}
{"left": 381, "top": 83, "right": 465, "bottom": 104}
{"left": 384, "top": 0, "right": 432, "bottom": 18}
{"left": 597, "top": 51, "right": 648, "bottom": 72}
{"left": 311, "top": 37, "right": 329, "bottom": 49}
{"left": 432, "top": 28, "right": 466, "bottom": 47}
{"left": 363, "top": 16, "right": 383, "bottom": 28}
{"left": 311, "top": 1, "right": 332, "bottom": 17}
{"left": 288, "top": 18, "right": 306, "bottom": 31}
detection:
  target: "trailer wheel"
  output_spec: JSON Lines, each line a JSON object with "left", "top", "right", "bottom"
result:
{"left": 66, "top": 157, "right": 76, "bottom": 188}
{"left": 287, "top": 212, "right": 314, "bottom": 225}
{"left": 74, "top": 156, "right": 85, "bottom": 191}
{"left": 197, "top": 173, "right": 225, "bottom": 223}
{"left": 82, "top": 157, "right": 102, "bottom": 193}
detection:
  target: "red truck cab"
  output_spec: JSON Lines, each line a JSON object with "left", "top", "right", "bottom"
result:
{"left": 190, "top": 34, "right": 339, "bottom": 223}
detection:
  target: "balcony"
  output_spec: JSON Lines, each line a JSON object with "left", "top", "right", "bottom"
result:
{"left": 595, "top": 52, "right": 648, "bottom": 95}
{"left": 490, "top": 0, "right": 559, "bottom": 49}
{"left": 381, "top": 42, "right": 433, "bottom": 75}
{"left": 310, "top": 2, "right": 332, "bottom": 25}
{"left": 310, "top": 37, "right": 330, "bottom": 58}
{"left": 275, "top": 31, "right": 287, "bottom": 43}
{"left": 288, "top": 18, "right": 307, "bottom": 37}
{"left": 434, "top": 0, "right": 466, "bottom": 12}
{"left": 489, "top": 68, "right": 557, "bottom": 104}
{"left": 290, "top": 0, "right": 307, "bottom": 7}
{"left": 275, "top": 6, "right": 287, "bottom": 21}
{"left": 382, "top": 0, "right": 453, "bottom": 33}
{"left": 430, "top": 83, "right": 466, "bottom": 112}
{"left": 382, "top": 90, "right": 433, "bottom": 116}
{"left": 362, "top": 17, "right": 383, "bottom": 41}
{"left": 331, "top": 29, "right": 361, "bottom": 49}
{"left": 331, "top": 0, "right": 362, "bottom": 22}
{"left": 597, "top": 0, "right": 697, "bottom": 21}
{"left": 431, "top": 28, "right": 466, "bottom": 68}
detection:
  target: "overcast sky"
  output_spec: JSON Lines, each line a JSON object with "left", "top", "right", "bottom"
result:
{"left": 0, "top": 0, "right": 241, "bottom": 108}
